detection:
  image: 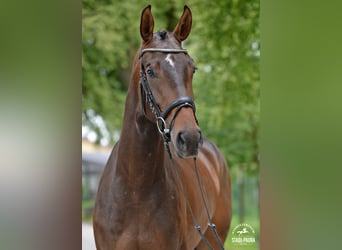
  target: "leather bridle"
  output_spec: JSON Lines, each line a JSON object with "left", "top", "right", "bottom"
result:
{"left": 139, "top": 48, "right": 198, "bottom": 158}
{"left": 139, "top": 48, "right": 225, "bottom": 250}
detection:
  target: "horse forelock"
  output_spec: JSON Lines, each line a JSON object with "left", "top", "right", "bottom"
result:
{"left": 157, "top": 30, "right": 167, "bottom": 40}
{"left": 140, "top": 30, "right": 181, "bottom": 50}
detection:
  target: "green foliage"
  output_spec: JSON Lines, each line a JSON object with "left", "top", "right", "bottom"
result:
{"left": 82, "top": 0, "right": 259, "bottom": 173}
{"left": 187, "top": 0, "right": 260, "bottom": 172}
{"left": 224, "top": 213, "right": 260, "bottom": 249}
{"left": 82, "top": 1, "right": 138, "bottom": 133}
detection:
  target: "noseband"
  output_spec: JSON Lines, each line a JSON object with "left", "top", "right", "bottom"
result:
{"left": 139, "top": 48, "right": 198, "bottom": 158}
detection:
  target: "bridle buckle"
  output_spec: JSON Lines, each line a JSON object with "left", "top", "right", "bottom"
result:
{"left": 156, "top": 116, "right": 169, "bottom": 136}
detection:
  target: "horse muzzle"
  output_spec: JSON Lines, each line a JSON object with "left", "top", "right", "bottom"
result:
{"left": 174, "top": 128, "right": 203, "bottom": 158}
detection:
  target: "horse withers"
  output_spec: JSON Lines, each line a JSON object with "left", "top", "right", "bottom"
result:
{"left": 93, "top": 5, "right": 232, "bottom": 250}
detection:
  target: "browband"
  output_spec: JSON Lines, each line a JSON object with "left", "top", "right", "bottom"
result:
{"left": 139, "top": 48, "right": 187, "bottom": 58}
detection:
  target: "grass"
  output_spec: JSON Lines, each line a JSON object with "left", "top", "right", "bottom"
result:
{"left": 224, "top": 213, "right": 260, "bottom": 250}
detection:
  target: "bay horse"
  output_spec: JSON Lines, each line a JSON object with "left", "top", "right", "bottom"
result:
{"left": 93, "top": 5, "right": 232, "bottom": 250}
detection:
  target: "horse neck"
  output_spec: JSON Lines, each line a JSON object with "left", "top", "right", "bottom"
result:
{"left": 115, "top": 69, "right": 187, "bottom": 227}
{"left": 116, "top": 77, "right": 168, "bottom": 189}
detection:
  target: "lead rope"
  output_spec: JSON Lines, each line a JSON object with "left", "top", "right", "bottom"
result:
{"left": 170, "top": 157, "right": 215, "bottom": 250}
{"left": 193, "top": 157, "right": 225, "bottom": 250}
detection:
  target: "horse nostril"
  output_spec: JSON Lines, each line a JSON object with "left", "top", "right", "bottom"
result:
{"left": 175, "top": 129, "right": 202, "bottom": 158}
{"left": 176, "top": 130, "right": 202, "bottom": 149}
{"left": 177, "top": 132, "right": 186, "bottom": 147}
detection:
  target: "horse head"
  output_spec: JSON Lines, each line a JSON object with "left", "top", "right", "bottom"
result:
{"left": 138, "top": 5, "right": 203, "bottom": 159}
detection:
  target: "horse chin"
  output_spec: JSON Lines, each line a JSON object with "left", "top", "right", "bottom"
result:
{"left": 174, "top": 145, "right": 199, "bottom": 159}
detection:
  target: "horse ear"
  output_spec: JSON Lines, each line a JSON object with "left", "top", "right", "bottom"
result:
{"left": 140, "top": 5, "right": 154, "bottom": 43}
{"left": 173, "top": 6, "right": 192, "bottom": 42}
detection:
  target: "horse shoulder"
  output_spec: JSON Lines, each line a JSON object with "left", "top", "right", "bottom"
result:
{"left": 93, "top": 143, "right": 123, "bottom": 243}
{"left": 197, "top": 138, "right": 229, "bottom": 193}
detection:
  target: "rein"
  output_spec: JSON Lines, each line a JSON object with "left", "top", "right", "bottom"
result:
{"left": 139, "top": 48, "right": 197, "bottom": 159}
{"left": 139, "top": 48, "right": 224, "bottom": 250}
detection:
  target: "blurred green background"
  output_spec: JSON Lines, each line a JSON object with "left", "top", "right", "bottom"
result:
{"left": 82, "top": 0, "right": 259, "bottom": 248}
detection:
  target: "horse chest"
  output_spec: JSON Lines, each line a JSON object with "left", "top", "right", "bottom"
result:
{"left": 109, "top": 195, "right": 185, "bottom": 249}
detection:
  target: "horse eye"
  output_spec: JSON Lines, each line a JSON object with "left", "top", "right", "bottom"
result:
{"left": 193, "top": 66, "right": 198, "bottom": 74}
{"left": 146, "top": 67, "right": 155, "bottom": 77}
